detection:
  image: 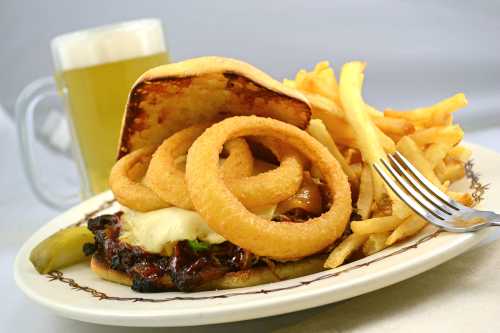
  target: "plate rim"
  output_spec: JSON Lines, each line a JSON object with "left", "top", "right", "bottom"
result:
{"left": 14, "top": 142, "right": 499, "bottom": 327}
{"left": 15, "top": 229, "right": 493, "bottom": 326}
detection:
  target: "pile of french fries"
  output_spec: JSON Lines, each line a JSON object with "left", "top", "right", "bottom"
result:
{"left": 284, "top": 61, "right": 473, "bottom": 268}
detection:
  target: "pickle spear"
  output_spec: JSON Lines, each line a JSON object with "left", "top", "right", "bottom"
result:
{"left": 29, "top": 226, "right": 94, "bottom": 274}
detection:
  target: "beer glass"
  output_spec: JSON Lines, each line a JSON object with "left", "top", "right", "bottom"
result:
{"left": 16, "top": 19, "right": 170, "bottom": 209}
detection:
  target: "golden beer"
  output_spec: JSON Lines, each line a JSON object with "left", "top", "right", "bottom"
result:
{"left": 46, "top": 19, "right": 170, "bottom": 197}
{"left": 15, "top": 19, "right": 168, "bottom": 208}
{"left": 56, "top": 52, "right": 169, "bottom": 194}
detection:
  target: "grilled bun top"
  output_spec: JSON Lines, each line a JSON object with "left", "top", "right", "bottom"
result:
{"left": 118, "top": 56, "right": 311, "bottom": 158}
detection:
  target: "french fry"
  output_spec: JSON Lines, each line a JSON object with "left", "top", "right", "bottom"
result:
{"left": 362, "top": 232, "right": 390, "bottom": 256}
{"left": 447, "top": 145, "right": 472, "bottom": 163}
{"left": 442, "top": 180, "right": 451, "bottom": 192}
{"left": 356, "top": 164, "right": 374, "bottom": 219}
{"left": 448, "top": 191, "right": 474, "bottom": 207}
{"left": 306, "top": 119, "right": 357, "bottom": 184}
{"left": 436, "top": 160, "right": 466, "bottom": 183}
{"left": 365, "top": 104, "right": 383, "bottom": 118}
{"left": 397, "top": 136, "right": 442, "bottom": 187}
{"left": 290, "top": 64, "right": 390, "bottom": 125}
{"left": 424, "top": 142, "right": 453, "bottom": 168}
{"left": 375, "top": 125, "right": 396, "bottom": 153}
{"left": 292, "top": 62, "right": 388, "bottom": 122}
{"left": 311, "top": 106, "right": 412, "bottom": 152}
{"left": 294, "top": 69, "right": 307, "bottom": 87}
{"left": 338, "top": 62, "right": 390, "bottom": 206}
{"left": 350, "top": 163, "right": 363, "bottom": 179}
{"left": 392, "top": 199, "right": 413, "bottom": 220}
{"left": 311, "top": 107, "right": 357, "bottom": 148}
{"left": 339, "top": 62, "right": 385, "bottom": 163}
{"left": 304, "top": 92, "right": 344, "bottom": 118}
{"left": 313, "top": 61, "right": 330, "bottom": 72}
{"left": 430, "top": 109, "right": 453, "bottom": 127}
{"left": 373, "top": 116, "right": 415, "bottom": 136}
{"left": 351, "top": 215, "right": 403, "bottom": 235}
{"left": 312, "top": 61, "right": 340, "bottom": 104}
{"left": 287, "top": 61, "right": 341, "bottom": 106}
{"left": 409, "top": 125, "right": 464, "bottom": 147}
{"left": 386, "top": 215, "right": 428, "bottom": 246}
{"left": 307, "top": 94, "right": 384, "bottom": 124}
{"left": 324, "top": 234, "right": 368, "bottom": 268}
{"left": 384, "top": 93, "right": 468, "bottom": 126}
{"left": 304, "top": 93, "right": 385, "bottom": 126}
{"left": 435, "top": 160, "right": 446, "bottom": 173}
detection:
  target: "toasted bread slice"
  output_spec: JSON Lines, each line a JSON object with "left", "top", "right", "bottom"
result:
{"left": 91, "top": 253, "right": 326, "bottom": 291}
{"left": 118, "top": 56, "right": 311, "bottom": 158}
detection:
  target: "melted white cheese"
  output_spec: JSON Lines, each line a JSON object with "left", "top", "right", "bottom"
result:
{"left": 119, "top": 202, "right": 277, "bottom": 255}
{"left": 119, "top": 207, "right": 226, "bottom": 254}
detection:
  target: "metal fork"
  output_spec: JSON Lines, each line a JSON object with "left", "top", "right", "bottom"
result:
{"left": 373, "top": 152, "right": 499, "bottom": 232}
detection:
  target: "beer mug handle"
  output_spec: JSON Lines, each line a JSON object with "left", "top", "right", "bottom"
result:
{"left": 15, "top": 76, "right": 80, "bottom": 209}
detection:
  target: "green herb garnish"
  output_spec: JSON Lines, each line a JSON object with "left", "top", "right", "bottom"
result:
{"left": 188, "top": 239, "right": 210, "bottom": 252}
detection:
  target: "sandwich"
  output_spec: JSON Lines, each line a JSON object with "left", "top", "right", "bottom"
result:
{"left": 85, "top": 56, "right": 352, "bottom": 292}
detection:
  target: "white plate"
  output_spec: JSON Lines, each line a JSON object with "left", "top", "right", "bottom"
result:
{"left": 14, "top": 143, "right": 499, "bottom": 327}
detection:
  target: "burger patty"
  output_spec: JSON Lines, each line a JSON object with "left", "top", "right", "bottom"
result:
{"left": 84, "top": 213, "right": 257, "bottom": 292}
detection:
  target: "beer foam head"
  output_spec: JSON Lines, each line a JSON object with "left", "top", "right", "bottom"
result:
{"left": 51, "top": 19, "right": 166, "bottom": 71}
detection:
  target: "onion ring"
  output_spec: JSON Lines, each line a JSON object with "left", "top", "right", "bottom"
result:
{"left": 143, "top": 124, "right": 254, "bottom": 209}
{"left": 186, "top": 116, "right": 352, "bottom": 259}
{"left": 109, "top": 145, "right": 170, "bottom": 212}
{"left": 219, "top": 139, "right": 254, "bottom": 179}
{"left": 225, "top": 136, "right": 304, "bottom": 207}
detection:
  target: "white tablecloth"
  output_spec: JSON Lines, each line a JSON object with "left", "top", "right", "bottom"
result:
{"left": 2, "top": 108, "right": 500, "bottom": 332}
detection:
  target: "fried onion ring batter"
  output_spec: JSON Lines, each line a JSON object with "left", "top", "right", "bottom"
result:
{"left": 109, "top": 145, "right": 170, "bottom": 212}
{"left": 186, "top": 116, "right": 352, "bottom": 259}
{"left": 143, "top": 124, "right": 254, "bottom": 209}
{"left": 224, "top": 136, "right": 304, "bottom": 208}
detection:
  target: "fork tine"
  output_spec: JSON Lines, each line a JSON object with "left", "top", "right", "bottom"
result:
{"left": 379, "top": 159, "right": 449, "bottom": 220}
{"left": 387, "top": 154, "right": 452, "bottom": 215}
{"left": 394, "top": 152, "right": 459, "bottom": 210}
{"left": 373, "top": 162, "right": 444, "bottom": 225}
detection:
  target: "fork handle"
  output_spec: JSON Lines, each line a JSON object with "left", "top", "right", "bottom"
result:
{"left": 487, "top": 212, "right": 500, "bottom": 227}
